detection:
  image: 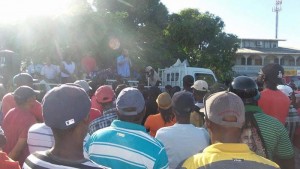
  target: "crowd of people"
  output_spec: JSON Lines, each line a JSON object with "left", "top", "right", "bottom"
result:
{"left": 0, "top": 62, "right": 299, "bottom": 169}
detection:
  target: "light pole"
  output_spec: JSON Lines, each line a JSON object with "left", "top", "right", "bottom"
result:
{"left": 272, "top": 0, "right": 282, "bottom": 39}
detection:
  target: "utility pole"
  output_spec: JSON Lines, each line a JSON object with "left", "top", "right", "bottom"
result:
{"left": 272, "top": 0, "right": 282, "bottom": 39}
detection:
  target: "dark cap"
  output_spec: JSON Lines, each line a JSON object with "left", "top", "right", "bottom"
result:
{"left": 183, "top": 75, "right": 194, "bottom": 86}
{"left": 13, "top": 73, "right": 36, "bottom": 87}
{"left": 13, "top": 86, "right": 39, "bottom": 104}
{"left": 116, "top": 87, "right": 145, "bottom": 116}
{"left": 172, "top": 91, "right": 195, "bottom": 114}
{"left": 260, "top": 63, "right": 284, "bottom": 84}
{"left": 42, "top": 84, "right": 91, "bottom": 130}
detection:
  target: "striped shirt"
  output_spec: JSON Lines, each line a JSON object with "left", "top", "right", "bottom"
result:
{"left": 88, "top": 108, "right": 118, "bottom": 135}
{"left": 23, "top": 151, "right": 108, "bottom": 169}
{"left": 245, "top": 105, "right": 294, "bottom": 160}
{"left": 27, "top": 123, "right": 90, "bottom": 154}
{"left": 285, "top": 106, "right": 300, "bottom": 141}
{"left": 85, "top": 120, "right": 169, "bottom": 169}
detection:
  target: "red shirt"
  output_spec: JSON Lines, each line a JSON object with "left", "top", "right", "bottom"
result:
{"left": 2, "top": 107, "right": 36, "bottom": 165}
{"left": 144, "top": 113, "right": 176, "bottom": 137}
{"left": 2, "top": 93, "right": 43, "bottom": 122}
{"left": 91, "top": 95, "right": 103, "bottom": 113}
{"left": 258, "top": 89, "right": 290, "bottom": 124}
{"left": 0, "top": 152, "right": 21, "bottom": 169}
{"left": 89, "top": 108, "right": 102, "bottom": 123}
{"left": 81, "top": 55, "right": 96, "bottom": 74}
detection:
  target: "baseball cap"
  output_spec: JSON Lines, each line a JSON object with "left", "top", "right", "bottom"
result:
{"left": 95, "top": 85, "right": 115, "bottom": 103}
{"left": 42, "top": 84, "right": 91, "bottom": 130}
{"left": 13, "top": 86, "right": 39, "bottom": 103}
{"left": 74, "top": 80, "right": 92, "bottom": 92}
{"left": 116, "top": 87, "right": 145, "bottom": 116}
{"left": 191, "top": 80, "right": 208, "bottom": 91}
{"left": 172, "top": 91, "right": 195, "bottom": 114}
{"left": 13, "top": 73, "right": 37, "bottom": 86}
{"left": 156, "top": 92, "right": 172, "bottom": 110}
{"left": 277, "top": 85, "right": 293, "bottom": 97}
{"left": 201, "top": 91, "right": 245, "bottom": 128}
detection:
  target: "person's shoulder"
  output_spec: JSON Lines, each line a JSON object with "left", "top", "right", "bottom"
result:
{"left": 2, "top": 92, "right": 13, "bottom": 101}
{"left": 179, "top": 153, "right": 205, "bottom": 169}
{"left": 249, "top": 154, "right": 280, "bottom": 168}
{"left": 155, "top": 125, "right": 174, "bottom": 136}
{"left": 29, "top": 123, "right": 51, "bottom": 133}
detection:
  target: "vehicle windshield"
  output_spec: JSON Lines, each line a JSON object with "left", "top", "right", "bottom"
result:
{"left": 194, "top": 73, "right": 216, "bottom": 86}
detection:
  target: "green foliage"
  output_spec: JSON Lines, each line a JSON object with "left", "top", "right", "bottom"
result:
{"left": 164, "top": 9, "right": 238, "bottom": 82}
{"left": 0, "top": 1, "right": 238, "bottom": 83}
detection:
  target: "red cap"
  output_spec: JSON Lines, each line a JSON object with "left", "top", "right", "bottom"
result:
{"left": 95, "top": 85, "right": 115, "bottom": 103}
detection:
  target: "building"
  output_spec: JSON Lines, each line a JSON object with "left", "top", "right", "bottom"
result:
{"left": 233, "top": 38, "right": 300, "bottom": 77}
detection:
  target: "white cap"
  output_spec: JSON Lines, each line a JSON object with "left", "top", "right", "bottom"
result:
{"left": 74, "top": 80, "right": 92, "bottom": 92}
{"left": 277, "top": 85, "right": 293, "bottom": 97}
{"left": 145, "top": 66, "right": 153, "bottom": 72}
{"left": 191, "top": 80, "right": 208, "bottom": 91}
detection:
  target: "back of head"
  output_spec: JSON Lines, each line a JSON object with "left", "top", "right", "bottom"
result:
{"left": 74, "top": 80, "right": 91, "bottom": 93}
{"left": 157, "top": 92, "right": 174, "bottom": 123}
{"left": 13, "top": 73, "right": 34, "bottom": 88}
{"left": 183, "top": 75, "right": 194, "bottom": 90}
{"left": 203, "top": 91, "right": 245, "bottom": 128}
{"left": 229, "top": 76, "right": 260, "bottom": 104}
{"left": 148, "top": 86, "right": 161, "bottom": 101}
{"left": 95, "top": 85, "right": 115, "bottom": 104}
{"left": 13, "top": 86, "right": 38, "bottom": 106}
{"left": 259, "top": 63, "right": 284, "bottom": 89}
{"left": 42, "top": 84, "right": 91, "bottom": 131}
{"left": 172, "top": 91, "right": 195, "bottom": 117}
{"left": 116, "top": 87, "right": 145, "bottom": 123}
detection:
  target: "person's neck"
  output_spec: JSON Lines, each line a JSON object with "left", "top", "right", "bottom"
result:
{"left": 50, "top": 137, "right": 84, "bottom": 161}
{"left": 176, "top": 116, "right": 191, "bottom": 124}
{"left": 211, "top": 133, "right": 241, "bottom": 144}
{"left": 18, "top": 104, "right": 31, "bottom": 112}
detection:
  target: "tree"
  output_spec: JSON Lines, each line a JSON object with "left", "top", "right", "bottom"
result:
{"left": 164, "top": 9, "right": 239, "bottom": 82}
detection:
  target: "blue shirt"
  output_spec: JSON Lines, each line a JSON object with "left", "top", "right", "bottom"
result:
{"left": 85, "top": 120, "right": 169, "bottom": 169}
{"left": 117, "top": 55, "right": 131, "bottom": 78}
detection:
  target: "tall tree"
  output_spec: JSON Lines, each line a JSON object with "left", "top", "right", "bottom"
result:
{"left": 164, "top": 9, "right": 239, "bottom": 82}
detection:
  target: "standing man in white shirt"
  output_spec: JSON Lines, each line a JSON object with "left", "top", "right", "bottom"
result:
{"left": 155, "top": 91, "right": 210, "bottom": 169}
{"left": 40, "top": 57, "right": 60, "bottom": 83}
{"left": 60, "top": 55, "right": 76, "bottom": 84}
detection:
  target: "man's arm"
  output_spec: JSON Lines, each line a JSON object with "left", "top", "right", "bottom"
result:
{"left": 8, "top": 138, "right": 27, "bottom": 160}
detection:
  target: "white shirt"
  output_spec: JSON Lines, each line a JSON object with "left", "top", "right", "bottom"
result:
{"left": 40, "top": 64, "right": 60, "bottom": 80}
{"left": 155, "top": 123, "right": 210, "bottom": 169}
{"left": 27, "top": 123, "right": 90, "bottom": 157}
{"left": 61, "top": 61, "right": 75, "bottom": 77}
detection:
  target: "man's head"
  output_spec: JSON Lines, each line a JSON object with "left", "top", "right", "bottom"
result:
{"left": 0, "top": 126, "right": 6, "bottom": 149}
{"left": 257, "top": 63, "right": 284, "bottom": 90}
{"left": 172, "top": 91, "right": 195, "bottom": 123}
{"left": 42, "top": 84, "right": 91, "bottom": 140}
{"left": 191, "top": 80, "right": 208, "bottom": 101}
{"left": 229, "top": 76, "right": 260, "bottom": 105}
{"left": 183, "top": 75, "right": 194, "bottom": 92}
{"left": 202, "top": 91, "right": 245, "bottom": 143}
{"left": 13, "top": 73, "right": 35, "bottom": 88}
{"left": 116, "top": 87, "right": 145, "bottom": 124}
{"left": 74, "top": 80, "right": 92, "bottom": 96}
{"left": 95, "top": 85, "right": 115, "bottom": 108}
{"left": 157, "top": 92, "right": 172, "bottom": 110}
{"left": 13, "top": 86, "right": 38, "bottom": 108}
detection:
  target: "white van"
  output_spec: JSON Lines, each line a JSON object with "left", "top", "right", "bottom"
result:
{"left": 158, "top": 59, "right": 217, "bottom": 89}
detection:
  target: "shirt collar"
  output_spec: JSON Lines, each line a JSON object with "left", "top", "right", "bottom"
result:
{"left": 204, "top": 143, "right": 251, "bottom": 153}
{"left": 111, "top": 120, "right": 146, "bottom": 132}
{"left": 244, "top": 105, "right": 263, "bottom": 113}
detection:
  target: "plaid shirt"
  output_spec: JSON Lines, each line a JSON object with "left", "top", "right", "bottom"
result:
{"left": 285, "top": 107, "right": 300, "bottom": 141}
{"left": 89, "top": 107, "right": 118, "bottom": 135}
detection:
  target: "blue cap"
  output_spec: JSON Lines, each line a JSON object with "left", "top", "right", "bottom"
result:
{"left": 116, "top": 87, "right": 145, "bottom": 116}
{"left": 13, "top": 86, "right": 39, "bottom": 104}
{"left": 13, "top": 73, "right": 37, "bottom": 87}
{"left": 172, "top": 91, "right": 195, "bottom": 114}
{"left": 42, "top": 84, "right": 91, "bottom": 129}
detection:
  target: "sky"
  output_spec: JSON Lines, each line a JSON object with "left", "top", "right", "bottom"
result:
{"left": 161, "top": 0, "right": 300, "bottom": 48}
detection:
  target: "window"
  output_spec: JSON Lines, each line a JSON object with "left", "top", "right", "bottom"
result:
{"left": 194, "top": 73, "right": 216, "bottom": 86}
{"left": 241, "top": 58, "right": 246, "bottom": 65}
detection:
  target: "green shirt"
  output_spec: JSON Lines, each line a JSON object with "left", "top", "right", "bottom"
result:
{"left": 245, "top": 105, "right": 294, "bottom": 160}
